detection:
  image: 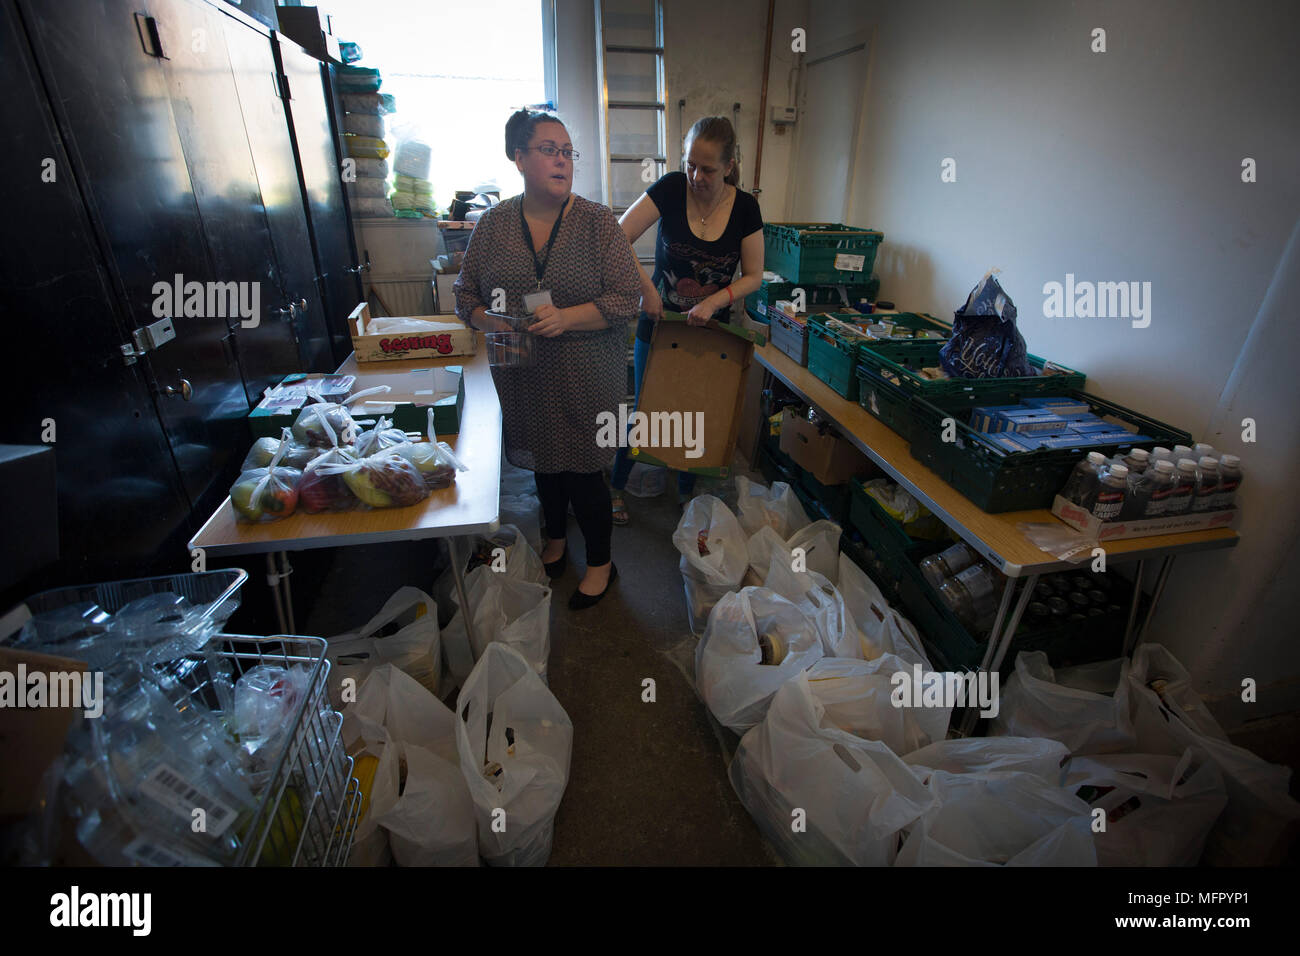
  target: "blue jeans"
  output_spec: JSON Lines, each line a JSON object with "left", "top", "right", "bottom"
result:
{"left": 610, "top": 322, "right": 697, "bottom": 497}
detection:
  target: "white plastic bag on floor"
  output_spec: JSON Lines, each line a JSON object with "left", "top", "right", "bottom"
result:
{"left": 991, "top": 652, "right": 1135, "bottom": 754}
{"left": 441, "top": 566, "right": 552, "bottom": 683}
{"left": 675, "top": 496, "right": 749, "bottom": 636}
{"left": 802, "top": 655, "right": 949, "bottom": 755}
{"left": 1064, "top": 749, "right": 1227, "bottom": 867}
{"left": 343, "top": 715, "right": 398, "bottom": 867}
{"left": 734, "top": 475, "right": 810, "bottom": 538}
{"left": 327, "top": 586, "right": 440, "bottom": 707}
{"left": 499, "top": 493, "right": 543, "bottom": 555}
{"left": 838, "top": 553, "right": 931, "bottom": 669}
{"left": 763, "top": 550, "right": 861, "bottom": 659}
{"left": 343, "top": 665, "right": 479, "bottom": 867}
{"left": 499, "top": 456, "right": 536, "bottom": 498}
{"left": 624, "top": 462, "right": 667, "bottom": 498}
{"left": 695, "top": 587, "right": 824, "bottom": 733}
{"left": 454, "top": 643, "right": 573, "bottom": 866}
{"left": 1126, "top": 644, "right": 1300, "bottom": 866}
{"left": 905, "top": 736, "right": 1069, "bottom": 783}
{"left": 728, "top": 663, "right": 936, "bottom": 865}
{"left": 895, "top": 770, "right": 1097, "bottom": 866}
{"left": 746, "top": 520, "right": 841, "bottom": 585}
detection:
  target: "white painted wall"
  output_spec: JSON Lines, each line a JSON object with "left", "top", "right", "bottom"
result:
{"left": 662, "top": 0, "right": 809, "bottom": 224}
{"left": 791, "top": 0, "right": 1300, "bottom": 721}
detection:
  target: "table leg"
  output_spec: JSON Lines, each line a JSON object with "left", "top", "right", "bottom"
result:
{"left": 751, "top": 368, "right": 774, "bottom": 467}
{"left": 1130, "top": 555, "right": 1176, "bottom": 655}
{"left": 446, "top": 535, "right": 481, "bottom": 659}
{"left": 989, "top": 573, "right": 1039, "bottom": 674}
{"left": 977, "top": 579, "right": 1018, "bottom": 674}
{"left": 957, "top": 574, "right": 1037, "bottom": 736}
{"left": 280, "top": 551, "right": 297, "bottom": 634}
{"left": 1122, "top": 560, "right": 1146, "bottom": 657}
{"left": 266, "top": 552, "right": 287, "bottom": 634}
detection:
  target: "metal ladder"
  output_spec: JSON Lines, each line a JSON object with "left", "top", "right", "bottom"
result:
{"left": 595, "top": 0, "right": 666, "bottom": 265}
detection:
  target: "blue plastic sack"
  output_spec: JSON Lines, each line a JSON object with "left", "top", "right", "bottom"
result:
{"left": 939, "top": 270, "right": 1037, "bottom": 379}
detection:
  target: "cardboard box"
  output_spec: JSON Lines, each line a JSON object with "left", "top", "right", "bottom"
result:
{"left": 433, "top": 272, "right": 459, "bottom": 314}
{"left": 1023, "top": 397, "right": 1093, "bottom": 416}
{"left": 349, "top": 301, "right": 475, "bottom": 363}
{"left": 0, "top": 648, "right": 88, "bottom": 820}
{"left": 780, "top": 407, "right": 871, "bottom": 485}
{"left": 249, "top": 367, "right": 465, "bottom": 440}
{"left": 1051, "top": 495, "right": 1237, "bottom": 540}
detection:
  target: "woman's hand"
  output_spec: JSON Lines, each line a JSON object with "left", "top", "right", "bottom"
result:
{"left": 641, "top": 286, "right": 663, "bottom": 322}
{"left": 685, "top": 298, "right": 718, "bottom": 326}
{"left": 530, "top": 303, "right": 569, "bottom": 338}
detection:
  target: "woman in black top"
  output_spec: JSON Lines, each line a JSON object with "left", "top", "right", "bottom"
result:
{"left": 609, "top": 116, "right": 765, "bottom": 521}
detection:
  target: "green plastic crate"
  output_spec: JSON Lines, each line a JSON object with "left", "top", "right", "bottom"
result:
{"left": 745, "top": 278, "right": 878, "bottom": 324}
{"left": 858, "top": 339, "right": 1085, "bottom": 402}
{"left": 906, "top": 387, "right": 1193, "bottom": 513}
{"left": 847, "top": 483, "right": 1127, "bottom": 672}
{"left": 856, "top": 364, "right": 922, "bottom": 441}
{"left": 764, "top": 222, "right": 884, "bottom": 285}
{"left": 807, "top": 312, "right": 950, "bottom": 403}
{"left": 798, "top": 469, "right": 851, "bottom": 525}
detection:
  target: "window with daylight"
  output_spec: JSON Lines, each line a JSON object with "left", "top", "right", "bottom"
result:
{"left": 321, "top": 0, "right": 554, "bottom": 211}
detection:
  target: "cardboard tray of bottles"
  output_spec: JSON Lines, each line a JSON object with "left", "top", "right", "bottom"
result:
{"left": 847, "top": 479, "right": 1127, "bottom": 672}
{"left": 905, "top": 387, "right": 1193, "bottom": 514}
{"left": 1051, "top": 495, "right": 1237, "bottom": 540}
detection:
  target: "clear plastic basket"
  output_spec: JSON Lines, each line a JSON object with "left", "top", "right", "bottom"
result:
{"left": 484, "top": 312, "right": 537, "bottom": 368}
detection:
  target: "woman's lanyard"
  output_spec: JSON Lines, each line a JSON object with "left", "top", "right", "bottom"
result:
{"left": 521, "top": 196, "right": 570, "bottom": 291}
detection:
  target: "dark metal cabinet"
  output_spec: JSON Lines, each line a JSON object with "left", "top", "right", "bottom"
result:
{"left": 222, "top": 12, "right": 334, "bottom": 374}
{"left": 18, "top": 0, "right": 250, "bottom": 519}
{"left": 0, "top": 0, "right": 192, "bottom": 589}
{"left": 276, "top": 39, "right": 365, "bottom": 365}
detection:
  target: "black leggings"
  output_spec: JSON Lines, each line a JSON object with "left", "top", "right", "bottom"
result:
{"left": 534, "top": 470, "right": 613, "bottom": 567}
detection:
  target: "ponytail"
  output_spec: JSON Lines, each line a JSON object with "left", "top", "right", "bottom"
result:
{"left": 685, "top": 116, "right": 740, "bottom": 185}
{"left": 505, "top": 107, "right": 564, "bottom": 161}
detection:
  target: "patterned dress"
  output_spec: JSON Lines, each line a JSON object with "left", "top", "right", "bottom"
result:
{"left": 454, "top": 194, "right": 641, "bottom": 473}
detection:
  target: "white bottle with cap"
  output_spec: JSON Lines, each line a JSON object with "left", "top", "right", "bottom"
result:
{"left": 1137, "top": 459, "right": 1178, "bottom": 517}
{"left": 1191, "top": 456, "right": 1221, "bottom": 512}
{"left": 1172, "top": 444, "right": 1194, "bottom": 463}
{"left": 1121, "top": 447, "right": 1151, "bottom": 474}
{"left": 1215, "top": 454, "right": 1244, "bottom": 510}
{"left": 1165, "top": 459, "right": 1199, "bottom": 515}
{"left": 1148, "top": 446, "right": 1173, "bottom": 468}
{"left": 1192, "top": 442, "right": 1218, "bottom": 462}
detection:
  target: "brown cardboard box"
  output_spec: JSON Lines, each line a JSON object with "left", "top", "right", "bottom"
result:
{"left": 0, "top": 648, "right": 88, "bottom": 820}
{"left": 780, "top": 407, "right": 871, "bottom": 485}
{"left": 349, "top": 301, "right": 476, "bottom": 363}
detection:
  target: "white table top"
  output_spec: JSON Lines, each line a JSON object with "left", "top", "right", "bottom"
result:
{"left": 189, "top": 341, "right": 501, "bottom": 557}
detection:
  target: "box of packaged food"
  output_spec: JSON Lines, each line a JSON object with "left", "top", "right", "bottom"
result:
{"left": 1051, "top": 495, "right": 1237, "bottom": 540}
{"left": 348, "top": 301, "right": 475, "bottom": 363}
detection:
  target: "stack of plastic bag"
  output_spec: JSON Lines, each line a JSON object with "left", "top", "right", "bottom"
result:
{"left": 746, "top": 519, "right": 841, "bottom": 586}
{"left": 342, "top": 665, "right": 479, "bottom": 867}
{"left": 326, "top": 587, "right": 440, "bottom": 708}
{"left": 763, "top": 545, "right": 861, "bottom": 659}
{"left": 674, "top": 496, "right": 750, "bottom": 636}
{"left": 341, "top": 94, "right": 395, "bottom": 215}
{"left": 734, "top": 475, "right": 809, "bottom": 539}
{"left": 453, "top": 643, "right": 573, "bottom": 866}
{"left": 836, "top": 551, "right": 931, "bottom": 668}
{"left": 694, "top": 586, "right": 823, "bottom": 733}
{"left": 391, "top": 139, "right": 435, "bottom": 217}
{"left": 728, "top": 660, "right": 937, "bottom": 865}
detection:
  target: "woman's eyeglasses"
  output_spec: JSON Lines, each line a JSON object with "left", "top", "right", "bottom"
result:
{"left": 523, "top": 145, "right": 579, "bottom": 161}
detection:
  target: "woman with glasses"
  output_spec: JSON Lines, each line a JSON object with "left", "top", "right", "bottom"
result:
{"left": 608, "top": 116, "right": 764, "bottom": 524}
{"left": 455, "top": 109, "right": 641, "bottom": 610}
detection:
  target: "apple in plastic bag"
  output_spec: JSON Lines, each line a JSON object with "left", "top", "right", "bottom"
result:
{"left": 230, "top": 466, "right": 302, "bottom": 521}
{"left": 298, "top": 449, "right": 359, "bottom": 512}
{"left": 243, "top": 437, "right": 321, "bottom": 472}
{"left": 390, "top": 442, "right": 456, "bottom": 490}
{"left": 292, "top": 402, "right": 355, "bottom": 447}
{"left": 342, "top": 452, "right": 428, "bottom": 508}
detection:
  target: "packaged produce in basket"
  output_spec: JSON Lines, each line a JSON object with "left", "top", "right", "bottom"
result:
{"left": 291, "top": 385, "right": 391, "bottom": 447}
{"left": 939, "top": 269, "right": 1036, "bottom": 379}
{"left": 894, "top": 769, "right": 1097, "bottom": 866}
{"left": 734, "top": 475, "right": 811, "bottom": 538}
{"left": 453, "top": 643, "right": 573, "bottom": 866}
{"left": 1125, "top": 643, "right": 1300, "bottom": 866}
{"left": 342, "top": 665, "right": 479, "bottom": 867}
{"left": 327, "top": 587, "right": 442, "bottom": 706}
{"left": 991, "top": 651, "right": 1136, "bottom": 755}
{"left": 695, "top": 587, "right": 824, "bottom": 733}
{"left": 230, "top": 429, "right": 303, "bottom": 523}
{"left": 233, "top": 665, "right": 315, "bottom": 791}
{"left": 1064, "top": 749, "right": 1227, "bottom": 866}
{"left": 728, "top": 660, "right": 936, "bottom": 865}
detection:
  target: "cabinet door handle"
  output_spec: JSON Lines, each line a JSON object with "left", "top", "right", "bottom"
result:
{"left": 162, "top": 379, "right": 193, "bottom": 401}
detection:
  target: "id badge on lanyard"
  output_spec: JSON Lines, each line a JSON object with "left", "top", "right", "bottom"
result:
{"left": 523, "top": 289, "right": 553, "bottom": 314}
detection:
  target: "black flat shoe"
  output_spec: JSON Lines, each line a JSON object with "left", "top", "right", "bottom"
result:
{"left": 543, "top": 542, "right": 568, "bottom": 578}
{"left": 568, "top": 563, "right": 618, "bottom": 611}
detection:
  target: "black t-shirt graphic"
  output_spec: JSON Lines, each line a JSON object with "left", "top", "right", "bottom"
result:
{"left": 635, "top": 171, "right": 764, "bottom": 343}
